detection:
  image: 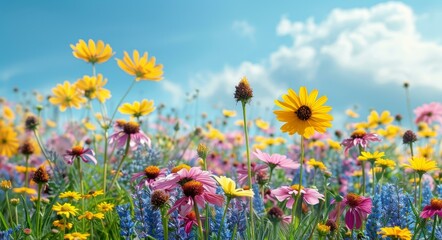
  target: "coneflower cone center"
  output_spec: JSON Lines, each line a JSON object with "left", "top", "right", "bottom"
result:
{"left": 71, "top": 146, "right": 84, "bottom": 156}
{"left": 295, "top": 105, "right": 312, "bottom": 121}
{"left": 346, "top": 193, "right": 362, "bottom": 208}
{"left": 182, "top": 180, "right": 204, "bottom": 197}
{"left": 351, "top": 129, "right": 366, "bottom": 139}
{"left": 144, "top": 166, "right": 160, "bottom": 179}
{"left": 430, "top": 199, "right": 442, "bottom": 210}
{"left": 291, "top": 184, "right": 304, "bottom": 191}
{"left": 123, "top": 121, "right": 140, "bottom": 134}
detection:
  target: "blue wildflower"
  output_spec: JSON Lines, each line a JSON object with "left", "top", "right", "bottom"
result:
{"left": 117, "top": 204, "right": 135, "bottom": 239}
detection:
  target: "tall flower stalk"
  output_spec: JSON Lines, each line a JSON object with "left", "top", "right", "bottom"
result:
{"left": 109, "top": 136, "right": 131, "bottom": 190}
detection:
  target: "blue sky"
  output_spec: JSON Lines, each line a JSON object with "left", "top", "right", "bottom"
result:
{"left": 1, "top": 1, "right": 442, "bottom": 130}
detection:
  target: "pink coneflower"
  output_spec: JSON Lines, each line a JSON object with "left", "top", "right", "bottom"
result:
{"left": 271, "top": 185, "right": 324, "bottom": 209}
{"left": 152, "top": 166, "right": 217, "bottom": 193}
{"left": 237, "top": 162, "right": 268, "bottom": 185}
{"left": 131, "top": 165, "right": 167, "bottom": 188}
{"left": 253, "top": 149, "right": 299, "bottom": 170}
{"left": 168, "top": 179, "right": 224, "bottom": 214}
{"left": 63, "top": 146, "right": 97, "bottom": 165}
{"left": 414, "top": 102, "right": 442, "bottom": 125}
{"left": 108, "top": 121, "right": 151, "bottom": 150}
{"left": 329, "top": 193, "right": 372, "bottom": 229}
{"left": 420, "top": 198, "right": 442, "bottom": 219}
{"left": 341, "top": 129, "right": 381, "bottom": 155}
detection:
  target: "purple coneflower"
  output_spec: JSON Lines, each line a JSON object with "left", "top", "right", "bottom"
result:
{"left": 64, "top": 146, "right": 97, "bottom": 165}
{"left": 108, "top": 121, "right": 151, "bottom": 150}
{"left": 414, "top": 102, "right": 442, "bottom": 125}
{"left": 341, "top": 129, "right": 381, "bottom": 155}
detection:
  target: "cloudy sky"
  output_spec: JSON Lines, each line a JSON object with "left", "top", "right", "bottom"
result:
{"left": 1, "top": 1, "right": 442, "bottom": 130}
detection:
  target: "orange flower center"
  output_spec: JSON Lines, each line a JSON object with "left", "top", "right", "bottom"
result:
{"left": 123, "top": 121, "right": 140, "bottom": 134}
{"left": 144, "top": 166, "right": 160, "bottom": 179}
{"left": 430, "top": 198, "right": 442, "bottom": 210}
{"left": 186, "top": 211, "right": 197, "bottom": 220}
{"left": 290, "top": 184, "right": 304, "bottom": 191}
{"left": 171, "top": 164, "right": 191, "bottom": 173}
{"left": 295, "top": 105, "right": 312, "bottom": 121}
{"left": 71, "top": 145, "right": 84, "bottom": 155}
{"left": 182, "top": 180, "right": 204, "bottom": 197}
{"left": 351, "top": 129, "right": 366, "bottom": 139}
{"left": 346, "top": 193, "right": 362, "bottom": 208}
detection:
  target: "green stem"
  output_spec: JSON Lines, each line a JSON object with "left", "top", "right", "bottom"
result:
{"left": 103, "top": 129, "right": 109, "bottom": 193}
{"left": 25, "top": 155, "right": 29, "bottom": 188}
{"left": 361, "top": 161, "right": 366, "bottom": 196}
{"left": 273, "top": 222, "right": 279, "bottom": 238}
{"left": 430, "top": 216, "right": 437, "bottom": 240}
{"left": 161, "top": 207, "right": 169, "bottom": 240}
{"left": 292, "top": 136, "right": 305, "bottom": 228}
{"left": 217, "top": 198, "right": 231, "bottom": 240}
{"left": 241, "top": 101, "right": 254, "bottom": 239}
{"left": 193, "top": 200, "right": 204, "bottom": 239}
{"left": 371, "top": 161, "right": 375, "bottom": 195}
{"left": 202, "top": 156, "right": 209, "bottom": 240}
{"left": 109, "top": 135, "right": 131, "bottom": 190}
{"left": 33, "top": 129, "right": 49, "bottom": 161}
{"left": 418, "top": 174, "right": 423, "bottom": 209}
{"left": 313, "top": 168, "right": 317, "bottom": 186}
{"left": 268, "top": 166, "right": 275, "bottom": 186}
{"left": 15, "top": 206, "right": 18, "bottom": 226}
{"left": 76, "top": 157, "right": 85, "bottom": 230}
{"left": 5, "top": 191, "right": 13, "bottom": 226}
{"left": 36, "top": 184, "right": 42, "bottom": 238}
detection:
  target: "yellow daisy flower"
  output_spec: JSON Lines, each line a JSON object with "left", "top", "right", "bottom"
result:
{"left": 118, "top": 99, "right": 155, "bottom": 118}
{"left": 0, "top": 126, "right": 19, "bottom": 157}
{"left": 213, "top": 176, "right": 254, "bottom": 198}
{"left": 378, "top": 226, "right": 412, "bottom": 240}
{"left": 52, "top": 203, "right": 79, "bottom": 218}
{"left": 82, "top": 189, "right": 104, "bottom": 199}
{"left": 116, "top": 50, "right": 163, "bottom": 81}
{"left": 97, "top": 202, "right": 115, "bottom": 212}
{"left": 358, "top": 151, "right": 385, "bottom": 162}
{"left": 70, "top": 39, "right": 113, "bottom": 64}
{"left": 15, "top": 166, "right": 37, "bottom": 174}
{"left": 317, "top": 223, "right": 331, "bottom": 236}
{"left": 1, "top": 180, "right": 12, "bottom": 191}
{"left": 327, "top": 139, "right": 342, "bottom": 151}
{"left": 78, "top": 211, "right": 105, "bottom": 221}
{"left": 53, "top": 219, "right": 73, "bottom": 230}
{"left": 375, "top": 159, "right": 396, "bottom": 169}
{"left": 403, "top": 157, "right": 439, "bottom": 175}
{"left": 49, "top": 81, "right": 86, "bottom": 112}
{"left": 2, "top": 106, "right": 15, "bottom": 121}
{"left": 222, "top": 109, "right": 236, "bottom": 118}
{"left": 59, "top": 191, "right": 82, "bottom": 201}
{"left": 367, "top": 110, "right": 393, "bottom": 129}
{"left": 274, "top": 86, "right": 333, "bottom": 139}
{"left": 64, "top": 232, "right": 90, "bottom": 240}
{"left": 13, "top": 187, "right": 37, "bottom": 195}
{"left": 75, "top": 74, "right": 111, "bottom": 103}
{"left": 255, "top": 118, "right": 270, "bottom": 130}
{"left": 307, "top": 159, "right": 327, "bottom": 171}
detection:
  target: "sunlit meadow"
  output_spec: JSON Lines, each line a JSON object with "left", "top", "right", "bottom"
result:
{"left": 1, "top": 4, "right": 442, "bottom": 240}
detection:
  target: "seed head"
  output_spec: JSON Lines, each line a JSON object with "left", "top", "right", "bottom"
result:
{"left": 234, "top": 76, "right": 253, "bottom": 103}
{"left": 32, "top": 166, "right": 49, "bottom": 184}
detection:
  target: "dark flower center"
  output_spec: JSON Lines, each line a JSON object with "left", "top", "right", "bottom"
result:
{"left": 267, "top": 206, "right": 284, "bottom": 222}
{"left": 182, "top": 180, "right": 204, "bottom": 197}
{"left": 151, "top": 190, "right": 170, "bottom": 208}
{"left": 144, "top": 166, "right": 160, "bottom": 179}
{"left": 351, "top": 129, "right": 366, "bottom": 139}
{"left": 346, "top": 193, "right": 362, "bottom": 208}
{"left": 71, "top": 145, "right": 84, "bottom": 156}
{"left": 430, "top": 198, "right": 442, "bottom": 210}
{"left": 295, "top": 105, "right": 312, "bottom": 121}
{"left": 123, "top": 121, "right": 140, "bottom": 134}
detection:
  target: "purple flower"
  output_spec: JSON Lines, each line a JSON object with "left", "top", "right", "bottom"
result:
{"left": 341, "top": 129, "right": 381, "bottom": 155}
{"left": 64, "top": 145, "right": 97, "bottom": 164}
{"left": 109, "top": 121, "right": 151, "bottom": 150}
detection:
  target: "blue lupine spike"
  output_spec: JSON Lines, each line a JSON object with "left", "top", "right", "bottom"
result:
{"left": 437, "top": 184, "right": 442, "bottom": 198}
{"left": 252, "top": 184, "right": 265, "bottom": 217}
{"left": 117, "top": 204, "right": 136, "bottom": 240}
{"left": 421, "top": 181, "right": 433, "bottom": 208}
{"left": 365, "top": 187, "right": 382, "bottom": 239}
{"left": 132, "top": 188, "right": 164, "bottom": 239}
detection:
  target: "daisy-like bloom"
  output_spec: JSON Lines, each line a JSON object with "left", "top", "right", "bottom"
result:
{"left": 345, "top": 109, "right": 359, "bottom": 118}
{"left": 53, "top": 219, "right": 73, "bottom": 230}
{"left": 414, "top": 102, "right": 442, "bottom": 125}
{"left": 330, "top": 193, "right": 372, "bottom": 229}
{"left": 255, "top": 118, "right": 270, "bottom": 130}
{"left": 420, "top": 198, "right": 442, "bottom": 219}
{"left": 116, "top": 50, "right": 163, "bottom": 81}
{"left": 52, "top": 203, "right": 79, "bottom": 218}
{"left": 367, "top": 110, "right": 394, "bottom": 129}
{"left": 49, "top": 81, "right": 86, "bottom": 112}
{"left": 253, "top": 149, "right": 299, "bottom": 170}
{"left": 271, "top": 185, "right": 324, "bottom": 209}
{"left": 273, "top": 86, "right": 333, "bottom": 139}
{"left": 64, "top": 145, "right": 97, "bottom": 165}
{"left": 59, "top": 191, "right": 82, "bottom": 201}
{"left": 317, "top": 223, "right": 331, "bottom": 237}
{"left": 118, "top": 99, "right": 155, "bottom": 118}
{"left": 153, "top": 167, "right": 218, "bottom": 193}
{"left": 15, "top": 166, "right": 37, "bottom": 174}
{"left": 378, "top": 226, "right": 412, "bottom": 240}
{"left": 0, "top": 126, "right": 19, "bottom": 157}
{"left": 64, "top": 232, "right": 90, "bottom": 240}
{"left": 327, "top": 139, "right": 342, "bottom": 151}
{"left": 403, "top": 157, "right": 439, "bottom": 175}
{"left": 307, "top": 159, "right": 327, "bottom": 171}
{"left": 70, "top": 39, "right": 113, "bottom": 64}
{"left": 341, "top": 129, "right": 382, "bottom": 154}
{"left": 82, "top": 189, "right": 104, "bottom": 199}
{"left": 13, "top": 187, "right": 37, "bottom": 195}
{"left": 75, "top": 74, "right": 111, "bottom": 103}
{"left": 375, "top": 159, "right": 396, "bottom": 169}
{"left": 78, "top": 211, "right": 105, "bottom": 220}
{"left": 237, "top": 163, "right": 268, "bottom": 185}
{"left": 97, "top": 202, "right": 114, "bottom": 212}
{"left": 358, "top": 151, "right": 385, "bottom": 162}
{"left": 222, "top": 109, "right": 236, "bottom": 118}
{"left": 131, "top": 165, "right": 167, "bottom": 188}
{"left": 108, "top": 121, "right": 151, "bottom": 151}
{"left": 0, "top": 180, "right": 11, "bottom": 191}
{"left": 213, "top": 176, "right": 254, "bottom": 198}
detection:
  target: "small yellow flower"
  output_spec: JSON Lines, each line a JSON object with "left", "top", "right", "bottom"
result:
{"left": 213, "top": 176, "right": 254, "bottom": 198}
{"left": 60, "top": 191, "right": 82, "bottom": 201}
{"left": 403, "top": 157, "right": 439, "bottom": 175}
{"left": 53, "top": 219, "right": 73, "bottom": 230}
{"left": 0, "top": 126, "right": 19, "bottom": 157}
{"left": 307, "top": 159, "right": 327, "bottom": 171}
{"left": 49, "top": 81, "right": 86, "bottom": 112}
{"left": 118, "top": 99, "right": 155, "bottom": 118}
{"left": 317, "top": 223, "right": 331, "bottom": 236}
{"left": 375, "top": 159, "right": 396, "bottom": 169}
{"left": 13, "top": 187, "right": 37, "bottom": 195}
{"left": 82, "top": 189, "right": 104, "bottom": 199}
{"left": 222, "top": 109, "right": 236, "bottom": 118}
{"left": 255, "top": 118, "right": 269, "bottom": 130}
{"left": 64, "top": 232, "right": 90, "bottom": 240}
{"left": 52, "top": 203, "right": 79, "bottom": 218}
{"left": 418, "top": 146, "right": 434, "bottom": 159}
{"left": 205, "top": 127, "right": 225, "bottom": 141}
{"left": 345, "top": 109, "right": 359, "bottom": 118}
{"left": 97, "top": 202, "right": 115, "bottom": 212}
{"left": 78, "top": 211, "right": 105, "bottom": 220}
{"left": 358, "top": 151, "right": 385, "bottom": 162}
{"left": 367, "top": 110, "right": 393, "bottom": 129}
{"left": 352, "top": 170, "right": 363, "bottom": 177}
{"left": 3, "top": 106, "right": 15, "bottom": 121}
{"left": 70, "top": 39, "right": 113, "bottom": 64}
{"left": 46, "top": 119, "right": 57, "bottom": 128}
{"left": 1, "top": 180, "right": 12, "bottom": 191}
{"left": 327, "top": 139, "right": 342, "bottom": 151}
{"left": 75, "top": 74, "right": 111, "bottom": 103}
{"left": 378, "top": 226, "right": 412, "bottom": 240}
{"left": 15, "top": 166, "right": 37, "bottom": 174}
{"left": 116, "top": 50, "right": 163, "bottom": 81}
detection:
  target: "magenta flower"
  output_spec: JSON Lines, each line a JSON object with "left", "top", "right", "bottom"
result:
{"left": 414, "top": 102, "right": 442, "bottom": 124}
{"left": 341, "top": 129, "right": 381, "bottom": 155}
{"left": 271, "top": 185, "right": 324, "bottom": 209}
{"left": 253, "top": 149, "right": 299, "bottom": 170}
{"left": 237, "top": 162, "right": 268, "bottom": 185}
{"left": 131, "top": 165, "right": 167, "bottom": 188}
{"left": 179, "top": 210, "right": 199, "bottom": 234}
{"left": 108, "top": 121, "right": 151, "bottom": 150}
{"left": 420, "top": 198, "right": 442, "bottom": 219}
{"left": 63, "top": 145, "right": 97, "bottom": 165}
{"left": 152, "top": 166, "right": 218, "bottom": 193}
{"left": 329, "top": 193, "right": 372, "bottom": 229}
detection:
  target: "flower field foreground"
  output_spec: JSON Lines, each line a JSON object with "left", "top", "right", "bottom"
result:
{"left": 1, "top": 39, "right": 442, "bottom": 240}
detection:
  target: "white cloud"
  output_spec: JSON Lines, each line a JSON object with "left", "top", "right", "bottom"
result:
{"left": 161, "top": 79, "right": 186, "bottom": 107}
{"left": 232, "top": 20, "right": 255, "bottom": 40}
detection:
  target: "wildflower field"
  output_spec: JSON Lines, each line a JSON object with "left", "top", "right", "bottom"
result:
{"left": 1, "top": 32, "right": 442, "bottom": 240}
